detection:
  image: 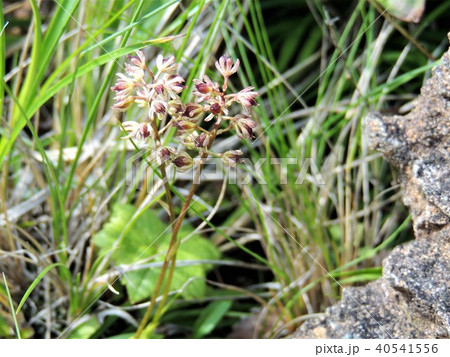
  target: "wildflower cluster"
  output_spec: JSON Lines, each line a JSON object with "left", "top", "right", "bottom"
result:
{"left": 111, "top": 51, "right": 258, "bottom": 171}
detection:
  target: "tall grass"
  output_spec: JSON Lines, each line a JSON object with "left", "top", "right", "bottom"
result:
{"left": 0, "top": 0, "right": 448, "bottom": 338}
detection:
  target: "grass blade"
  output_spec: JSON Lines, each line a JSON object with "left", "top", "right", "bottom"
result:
{"left": 0, "top": 4, "right": 6, "bottom": 121}
{"left": 193, "top": 300, "right": 232, "bottom": 338}
{"left": 15, "top": 263, "right": 69, "bottom": 315}
{"left": 2, "top": 273, "right": 21, "bottom": 339}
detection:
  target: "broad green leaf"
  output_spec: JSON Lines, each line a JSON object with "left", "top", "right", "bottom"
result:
{"left": 93, "top": 204, "right": 167, "bottom": 264}
{"left": 67, "top": 316, "right": 100, "bottom": 339}
{"left": 93, "top": 204, "right": 220, "bottom": 303}
{"left": 377, "top": 0, "right": 425, "bottom": 23}
{"left": 124, "top": 266, "right": 205, "bottom": 304}
{"left": 193, "top": 300, "right": 232, "bottom": 338}
{"left": 123, "top": 231, "right": 220, "bottom": 303}
{"left": 107, "top": 332, "right": 134, "bottom": 339}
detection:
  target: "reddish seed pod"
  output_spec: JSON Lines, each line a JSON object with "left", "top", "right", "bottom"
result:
{"left": 210, "top": 103, "right": 222, "bottom": 115}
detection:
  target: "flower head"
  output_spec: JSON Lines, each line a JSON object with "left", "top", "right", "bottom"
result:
{"left": 172, "top": 151, "right": 193, "bottom": 172}
{"left": 222, "top": 150, "right": 244, "bottom": 167}
{"left": 111, "top": 73, "right": 136, "bottom": 97}
{"left": 195, "top": 132, "right": 210, "bottom": 148}
{"left": 173, "top": 120, "right": 197, "bottom": 133}
{"left": 112, "top": 95, "right": 134, "bottom": 111}
{"left": 167, "top": 99, "right": 185, "bottom": 116}
{"left": 234, "top": 114, "right": 257, "bottom": 139}
{"left": 183, "top": 103, "right": 204, "bottom": 121}
{"left": 127, "top": 50, "right": 147, "bottom": 69}
{"left": 215, "top": 55, "right": 240, "bottom": 78}
{"left": 121, "top": 121, "right": 152, "bottom": 141}
{"left": 193, "top": 75, "right": 220, "bottom": 102}
{"left": 112, "top": 51, "right": 259, "bottom": 177}
{"left": 156, "top": 55, "right": 177, "bottom": 74}
{"left": 234, "top": 87, "right": 259, "bottom": 107}
{"left": 155, "top": 146, "right": 174, "bottom": 165}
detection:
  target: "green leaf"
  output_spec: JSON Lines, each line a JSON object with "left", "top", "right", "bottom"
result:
{"left": 93, "top": 204, "right": 220, "bottom": 303}
{"left": 37, "top": 0, "right": 80, "bottom": 82}
{"left": 107, "top": 332, "right": 134, "bottom": 339}
{"left": 67, "top": 316, "right": 100, "bottom": 339}
{"left": 107, "top": 332, "right": 163, "bottom": 339}
{"left": 2, "top": 273, "right": 20, "bottom": 339}
{"left": 193, "top": 300, "right": 232, "bottom": 338}
{"left": 124, "top": 258, "right": 205, "bottom": 303}
{"left": 0, "top": 315, "right": 11, "bottom": 337}
{"left": 377, "top": 0, "right": 426, "bottom": 23}
{"left": 0, "top": 4, "right": 6, "bottom": 121}
{"left": 93, "top": 204, "right": 167, "bottom": 264}
{"left": 15, "top": 263, "right": 70, "bottom": 315}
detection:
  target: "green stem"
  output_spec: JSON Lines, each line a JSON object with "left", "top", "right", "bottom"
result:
{"left": 151, "top": 119, "right": 175, "bottom": 223}
{"left": 134, "top": 155, "right": 205, "bottom": 338}
{"left": 134, "top": 129, "right": 218, "bottom": 339}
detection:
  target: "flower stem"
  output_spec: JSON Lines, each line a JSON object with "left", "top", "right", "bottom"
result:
{"left": 150, "top": 119, "right": 175, "bottom": 222}
{"left": 134, "top": 131, "right": 217, "bottom": 339}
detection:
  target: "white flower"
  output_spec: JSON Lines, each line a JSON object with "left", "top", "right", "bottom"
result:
{"left": 121, "top": 121, "right": 152, "bottom": 141}
{"left": 156, "top": 55, "right": 177, "bottom": 74}
{"left": 215, "top": 55, "right": 239, "bottom": 78}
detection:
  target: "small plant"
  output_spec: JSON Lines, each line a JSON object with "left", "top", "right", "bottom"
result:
{"left": 110, "top": 51, "right": 259, "bottom": 337}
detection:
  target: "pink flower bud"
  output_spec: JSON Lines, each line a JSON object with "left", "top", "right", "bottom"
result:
{"left": 152, "top": 100, "right": 167, "bottom": 114}
{"left": 111, "top": 73, "right": 136, "bottom": 96}
{"left": 154, "top": 83, "right": 165, "bottom": 95}
{"left": 195, "top": 82, "right": 210, "bottom": 94}
{"left": 193, "top": 75, "right": 220, "bottom": 102}
{"left": 121, "top": 121, "right": 152, "bottom": 141}
{"left": 166, "top": 74, "right": 185, "bottom": 94}
{"left": 235, "top": 87, "right": 259, "bottom": 107}
{"left": 139, "top": 123, "right": 151, "bottom": 139}
{"left": 127, "top": 50, "right": 146, "bottom": 69}
{"left": 156, "top": 55, "right": 177, "bottom": 74}
{"left": 215, "top": 55, "right": 240, "bottom": 78}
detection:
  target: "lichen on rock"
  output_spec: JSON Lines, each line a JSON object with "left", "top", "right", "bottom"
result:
{"left": 293, "top": 35, "right": 450, "bottom": 339}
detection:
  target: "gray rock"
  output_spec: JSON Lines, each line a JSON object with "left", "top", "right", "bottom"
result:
{"left": 293, "top": 235, "right": 449, "bottom": 338}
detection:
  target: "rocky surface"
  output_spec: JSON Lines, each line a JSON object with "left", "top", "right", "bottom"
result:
{"left": 293, "top": 36, "right": 450, "bottom": 339}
